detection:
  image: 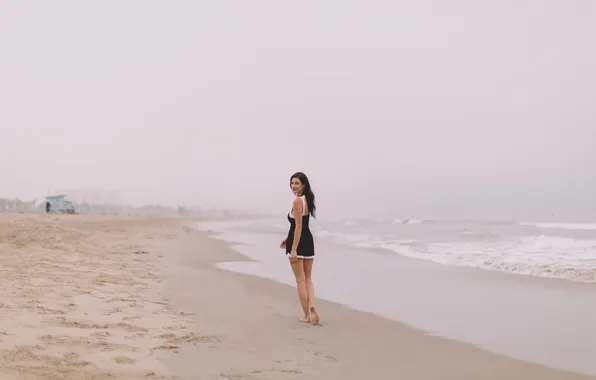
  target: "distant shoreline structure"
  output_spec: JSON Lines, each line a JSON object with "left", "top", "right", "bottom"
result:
{"left": 0, "top": 195, "right": 254, "bottom": 220}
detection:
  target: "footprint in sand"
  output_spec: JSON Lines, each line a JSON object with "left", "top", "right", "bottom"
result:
{"left": 1, "top": 345, "right": 91, "bottom": 371}
{"left": 114, "top": 356, "right": 136, "bottom": 365}
{"left": 91, "top": 331, "right": 111, "bottom": 338}
{"left": 155, "top": 332, "right": 219, "bottom": 344}
{"left": 36, "top": 305, "right": 66, "bottom": 315}
{"left": 40, "top": 335, "right": 138, "bottom": 352}
{"left": 116, "top": 322, "right": 149, "bottom": 333}
{"left": 314, "top": 351, "right": 338, "bottom": 363}
{"left": 51, "top": 317, "right": 109, "bottom": 329}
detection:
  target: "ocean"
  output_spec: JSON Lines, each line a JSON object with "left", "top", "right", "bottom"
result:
{"left": 198, "top": 217, "right": 596, "bottom": 283}
{"left": 193, "top": 216, "right": 596, "bottom": 375}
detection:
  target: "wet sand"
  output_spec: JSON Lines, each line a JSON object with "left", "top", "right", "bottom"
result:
{"left": 160, "top": 227, "right": 595, "bottom": 380}
{"left": 213, "top": 233, "right": 596, "bottom": 375}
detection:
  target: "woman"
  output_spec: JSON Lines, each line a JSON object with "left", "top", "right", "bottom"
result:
{"left": 280, "top": 172, "right": 320, "bottom": 325}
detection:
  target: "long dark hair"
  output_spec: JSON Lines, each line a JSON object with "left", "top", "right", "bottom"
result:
{"left": 290, "top": 172, "right": 316, "bottom": 218}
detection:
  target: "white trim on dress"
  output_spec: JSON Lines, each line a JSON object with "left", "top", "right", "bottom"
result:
{"left": 286, "top": 253, "right": 315, "bottom": 259}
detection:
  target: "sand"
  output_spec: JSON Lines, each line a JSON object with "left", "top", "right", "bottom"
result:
{"left": 0, "top": 214, "right": 198, "bottom": 380}
{"left": 0, "top": 214, "right": 593, "bottom": 379}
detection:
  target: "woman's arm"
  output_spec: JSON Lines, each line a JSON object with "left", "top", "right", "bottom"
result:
{"left": 290, "top": 198, "right": 303, "bottom": 260}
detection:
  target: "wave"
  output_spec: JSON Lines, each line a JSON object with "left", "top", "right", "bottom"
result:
{"left": 314, "top": 230, "right": 596, "bottom": 283}
{"left": 195, "top": 218, "right": 596, "bottom": 283}
{"left": 391, "top": 218, "right": 425, "bottom": 225}
{"left": 520, "top": 222, "right": 596, "bottom": 231}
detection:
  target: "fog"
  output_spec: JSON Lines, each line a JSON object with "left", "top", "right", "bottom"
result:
{"left": 1, "top": 1, "right": 594, "bottom": 221}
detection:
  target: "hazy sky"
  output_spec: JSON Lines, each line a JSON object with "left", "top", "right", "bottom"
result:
{"left": 1, "top": 1, "right": 595, "bottom": 221}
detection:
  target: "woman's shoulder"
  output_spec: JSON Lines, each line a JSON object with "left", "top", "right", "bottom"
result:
{"left": 292, "top": 196, "right": 306, "bottom": 208}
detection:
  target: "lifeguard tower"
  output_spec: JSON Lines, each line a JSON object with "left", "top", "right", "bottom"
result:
{"left": 45, "top": 195, "right": 75, "bottom": 214}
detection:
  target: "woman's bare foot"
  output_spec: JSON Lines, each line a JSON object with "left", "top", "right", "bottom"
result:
{"left": 299, "top": 315, "right": 311, "bottom": 323}
{"left": 309, "top": 306, "right": 320, "bottom": 325}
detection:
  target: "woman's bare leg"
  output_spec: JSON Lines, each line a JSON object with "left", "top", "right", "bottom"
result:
{"left": 290, "top": 258, "right": 310, "bottom": 322}
{"left": 303, "top": 259, "right": 320, "bottom": 325}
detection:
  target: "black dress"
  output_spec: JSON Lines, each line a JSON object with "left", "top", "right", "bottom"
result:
{"left": 285, "top": 196, "right": 315, "bottom": 259}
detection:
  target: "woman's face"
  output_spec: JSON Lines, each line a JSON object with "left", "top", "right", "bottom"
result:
{"left": 290, "top": 177, "right": 305, "bottom": 195}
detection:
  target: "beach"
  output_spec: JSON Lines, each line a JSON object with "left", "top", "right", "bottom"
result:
{"left": 1, "top": 214, "right": 594, "bottom": 379}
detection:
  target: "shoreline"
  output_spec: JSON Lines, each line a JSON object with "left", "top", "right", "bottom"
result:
{"left": 195, "top": 218, "right": 596, "bottom": 285}
{"left": 159, "top": 226, "right": 595, "bottom": 379}
{"left": 188, "top": 225, "right": 596, "bottom": 375}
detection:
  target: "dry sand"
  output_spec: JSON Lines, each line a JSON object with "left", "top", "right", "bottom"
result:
{"left": 0, "top": 214, "right": 593, "bottom": 379}
{"left": 0, "top": 214, "right": 200, "bottom": 380}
